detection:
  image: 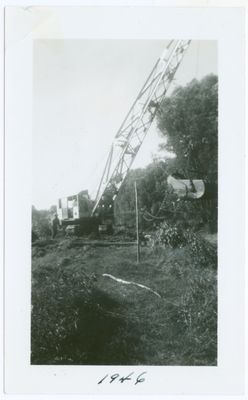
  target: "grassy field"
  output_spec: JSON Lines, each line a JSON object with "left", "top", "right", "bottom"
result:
{"left": 31, "top": 234, "right": 217, "bottom": 365}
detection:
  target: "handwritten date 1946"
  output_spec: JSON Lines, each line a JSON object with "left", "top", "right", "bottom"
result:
{"left": 98, "top": 371, "right": 147, "bottom": 385}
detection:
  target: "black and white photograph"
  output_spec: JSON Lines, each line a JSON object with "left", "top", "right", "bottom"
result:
{"left": 31, "top": 38, "right": 218, "bottom": 366}
{"left": 2, "top": 4, "right": 246, "bottom": 397}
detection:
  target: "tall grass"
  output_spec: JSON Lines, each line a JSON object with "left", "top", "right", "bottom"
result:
{"left": 31, "top": 234, "right": 217, "bottom": 365}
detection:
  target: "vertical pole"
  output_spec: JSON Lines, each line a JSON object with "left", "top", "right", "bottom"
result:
{"left": 134, "top": 181, "right": 140, "bottom": 263}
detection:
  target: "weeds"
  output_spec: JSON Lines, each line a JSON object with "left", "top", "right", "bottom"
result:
{"left": 31, "top": 233, "right": 217, "bottom": 365}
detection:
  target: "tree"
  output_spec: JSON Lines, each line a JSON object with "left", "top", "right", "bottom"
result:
{"left": 115, "top": 75, "right": 218, "bottom": 233}
{"left": 156, "top": 75, "right": 218, "bottom": 232}
{"left": 157, "top": 74, "right": 218, "bottom": 185}
{"left": 114, "top": 161, "right": 176, "bottom": 231}
{"left": 32, "top": 206, "right": 52, "bottom": 240}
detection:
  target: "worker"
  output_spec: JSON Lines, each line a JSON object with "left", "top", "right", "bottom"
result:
{"left": 51, "top": 213, "right": 60, "bottom": 239}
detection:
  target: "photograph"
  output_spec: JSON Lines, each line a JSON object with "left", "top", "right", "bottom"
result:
{"left": 31, "top": 38, "right": 218, "bottom": 366}
{"left": 3, "top": 4, "right": 246, "bottom": 396}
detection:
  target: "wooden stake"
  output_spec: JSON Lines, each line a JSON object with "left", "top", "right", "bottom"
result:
{"left": 134, "top": 181, "right": 140, "bottom": 263}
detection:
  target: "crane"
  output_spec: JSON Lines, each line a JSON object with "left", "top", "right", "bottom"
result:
{"left": 91, "top": 40, "right": 191, "bottom": 219}
{"left": 57, "top": 40, "right": 191, "bottom": 232}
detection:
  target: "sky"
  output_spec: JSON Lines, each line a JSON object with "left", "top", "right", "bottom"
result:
{"left": 33, "top": 39, "right": 217, "bottom": 209}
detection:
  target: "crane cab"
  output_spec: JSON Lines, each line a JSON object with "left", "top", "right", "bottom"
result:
{"left": 57, "top": 190, "right": 99, "bottom": 234}
{"left": 57, "top": 189, "right": 113, "bottom": 234}
{"left": 57, "top": 190, "right": 92, "bottom": 222}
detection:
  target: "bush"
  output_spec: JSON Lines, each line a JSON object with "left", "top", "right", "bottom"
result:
{"left": 153, "top": 222, "right": 188, "bottom": 248}
{"left": 186, "top": 232, "right": 217, "bottom": 269}
{"left": 32, "top": 206, "right": 52, "bottom": 240}
{"left": 152, "top": 223, "right": 217, "bottom": 271}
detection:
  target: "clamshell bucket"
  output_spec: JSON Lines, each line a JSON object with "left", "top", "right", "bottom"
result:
{"left": 167, "top": 175, "right": 205, "bottom": 200}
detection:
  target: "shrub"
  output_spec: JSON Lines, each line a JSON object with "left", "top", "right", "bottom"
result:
{"left": 152, "top": 223, "right": 217, "bottom": 268}
{"left": 186, "top": 232, "right": 217, "bottom": 269}
{"left": 32, "top": 207, "right": 52, "bottom": 240}
{"left": 153, "top": 222, "right": 188, "bottom": 248}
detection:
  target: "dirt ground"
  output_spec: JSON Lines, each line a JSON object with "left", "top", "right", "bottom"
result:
{"left": 31, "top": 235, "right": 217, "bottom": 366}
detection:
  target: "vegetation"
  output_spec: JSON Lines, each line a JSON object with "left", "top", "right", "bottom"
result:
{"left": 158, "top": 74, "right": 218, "bottom": 184}
{"left": 115, "top": 75, "right": 218, "bottom": 232}
{"left": 31, "top": 74, "right": 218, "bottom": 366}
{"left": 32, "top": 205, "right": 57, "bottom": 240}
{"left": 31, "top": 235, "right": 217, "bottom": 365}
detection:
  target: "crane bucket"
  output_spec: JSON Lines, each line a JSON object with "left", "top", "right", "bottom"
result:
{"left": 167, "top": 175, "right": 205, "bottom": 200}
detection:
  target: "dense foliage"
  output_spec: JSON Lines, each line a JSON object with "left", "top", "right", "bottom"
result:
{"left": 32, "top": 206, "right": 51, "bottom": 240}
{"left": 158, "top": 74, "right": 218, "bottom": 184}
{"left": 32, "top": 205, "right": 57, "bottom": 240}
{"left": 115, "top": 75, "right": 218, "bottom": 233}
{"left": 152, "top": 221, "right": 217, "bottom": 269}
